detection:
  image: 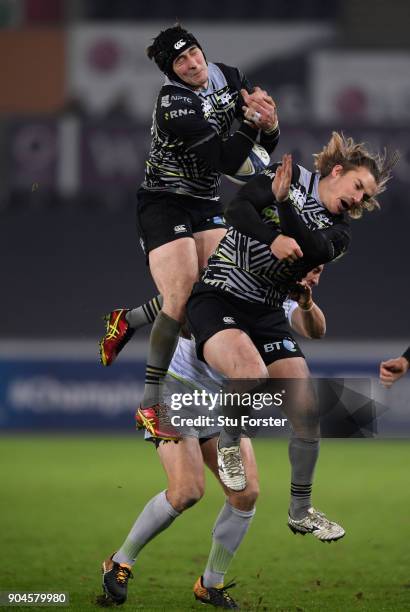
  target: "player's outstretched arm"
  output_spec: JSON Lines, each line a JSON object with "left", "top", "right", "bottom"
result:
{"left": 379, "top": 348, "right": 410, "bottom": 388}
{"left": 289, "top": 284, "right": 326, "bottom": 339}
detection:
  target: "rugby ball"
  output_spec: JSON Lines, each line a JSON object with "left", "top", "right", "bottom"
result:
{"left": 225, "top": 144, "right": 271, "bottom": 186}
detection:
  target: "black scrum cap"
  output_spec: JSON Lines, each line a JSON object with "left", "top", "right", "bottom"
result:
{"left": 147, "top": 25, "right": 203, "bottom": 78}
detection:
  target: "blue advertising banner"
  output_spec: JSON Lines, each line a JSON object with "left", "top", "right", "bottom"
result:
{"left": 0, "top": 359, "right": 144, "bottom": 431}
{"left": 0, "top": 345, "right": 408, "bottom": 435}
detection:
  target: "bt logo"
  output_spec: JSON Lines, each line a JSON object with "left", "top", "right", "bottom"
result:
{"left": 264, "top": 339, "right": 297, "bottom": 353}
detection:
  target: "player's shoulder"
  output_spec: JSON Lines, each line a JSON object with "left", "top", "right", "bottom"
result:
{"left": 295, "top": 164, "right": 316, "bottom": 190}
{"left": 156, "top": 85, "right": 202, "bottom": 127}
{"left": 157, "top": 85, "right": 202, "bottom": 111}
{"left": 213, "top": 62, "right": 243, "bottom": 88}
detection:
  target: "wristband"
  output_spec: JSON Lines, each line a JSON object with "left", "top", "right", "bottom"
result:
{"left": 263, "top": 121, "right": 279, "bottom": 135}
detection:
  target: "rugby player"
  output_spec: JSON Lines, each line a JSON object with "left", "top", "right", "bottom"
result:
{"left": 186, "top": 133, "right": 395, "bottom": 529}
{"left": 98, "top": 269, "right": 325, "bottom": 609}
{"left": 114, "top": 24, "right": 279, "bottom": 439}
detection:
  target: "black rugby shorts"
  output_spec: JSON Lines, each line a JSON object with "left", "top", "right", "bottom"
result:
{"left": 136, "top": 189, "right": 227, "bottom": 257}
{"left": 186, "top": 283, "right": 305, "bottom": 366}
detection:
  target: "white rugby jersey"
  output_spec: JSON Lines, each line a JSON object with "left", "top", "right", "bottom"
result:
{"left": 167, "top": 336, "right": 223, "bottom": 391}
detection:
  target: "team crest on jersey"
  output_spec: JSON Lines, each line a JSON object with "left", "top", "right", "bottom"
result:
{"left": 289, "top": 185, "right": 306, "bottom": 211}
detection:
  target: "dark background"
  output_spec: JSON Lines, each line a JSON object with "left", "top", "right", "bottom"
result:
{"left": 1, "top": 0, "right": 409, "bottom": 340}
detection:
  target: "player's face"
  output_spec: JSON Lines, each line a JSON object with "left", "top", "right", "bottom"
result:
{"left": 172, "top": 46, "right": 208, "bottom": 89}
{"left": 320, "top": 166, "right": 377, "bottom": 215}
{"left": 303, "top": 265, "right": 324, "bottom": 288}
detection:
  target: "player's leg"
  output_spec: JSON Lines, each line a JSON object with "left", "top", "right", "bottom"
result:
{"left": 100, "top": 437, "right": 205, "bottom": 605}
{"left": 158, "top": 436, "right": 206, "bottom": 512}
{"left": 267, "top": 357, "right": 345, "bottom": 542}
{"left": 137, "top": 207, "right": 228, "bottom": 439}
{"left": 126, "top": 295, "right": 163, "bottom": 329}
{"left": 193, "top": 227, "right": 227, "bottom": 272}
{"left": 99, "top": 224, "right": 226, "bottom": 368}
{"left": 267, "top": 357, "right": 318, "bottom": 517}
{"left": 204, "top": 329, "right": 267, "bottom": 492}
{"left": 187, "top": 289, "right": 269, "bottom": 492}
{"left": 191, "top": 437, "right": 259, "bottom": 608}
{"left": 203, "top": 329, "right": 268, "bottom": 379}
{"left": 99, "top": 297, "right": 164, "bottom": 366}
{"left": 133, "top": 194, "right": 198, "bottom": 434}
{"left": 141, "top": 237, "right": 198, "bottom": 406}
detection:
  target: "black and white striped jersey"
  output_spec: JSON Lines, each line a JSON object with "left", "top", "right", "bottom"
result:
{"left": 201, "top": 163, "right": 351, "bottom": 308}
{"left": 141, "top": 62, "right": 279, "bottom": 201}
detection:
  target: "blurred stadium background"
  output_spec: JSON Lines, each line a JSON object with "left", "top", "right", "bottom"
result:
{"left": 0, "top": 0, "right": 409, "bottom": 432}
{"left": 0, "top": 1, "right": 409, "bottom": 609}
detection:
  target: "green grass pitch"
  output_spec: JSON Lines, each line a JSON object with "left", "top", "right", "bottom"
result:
{"left": 1, "top": 436, "right": 409, "bottom": 611}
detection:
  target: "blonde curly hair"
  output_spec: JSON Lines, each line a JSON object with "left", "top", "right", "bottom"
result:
{"left": 314, "top": 132, "right": 398, "bottom": 219}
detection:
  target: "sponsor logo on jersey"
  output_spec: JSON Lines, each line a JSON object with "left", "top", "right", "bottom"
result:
{"left": 174, "top": 39, "right": 187, "bottom": 50}
{"left": 164, "top": 109, "right": 196, "bottom": 120}
{"left": 223, "top": 316, "right": 236, "bottom": 324}
{"left": 174, "top": 224, "right": 187, "bottom": 234}
{"left": 263, "top": 341, "right": 282, "bottom": 352}
{"left": 161, "top": 95, "right": 171, "bottom": 108}
{"left": 171, "top": 95, "right": 192, "bottom": 103}
{"left": 263, "top": 338, "right": 297, "bottom": 353}
{"left": 261, "top": 206, "right": 279, "bottom": 224}
{"left": 283, "top": 338, "right": 297, "bottom": 352}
